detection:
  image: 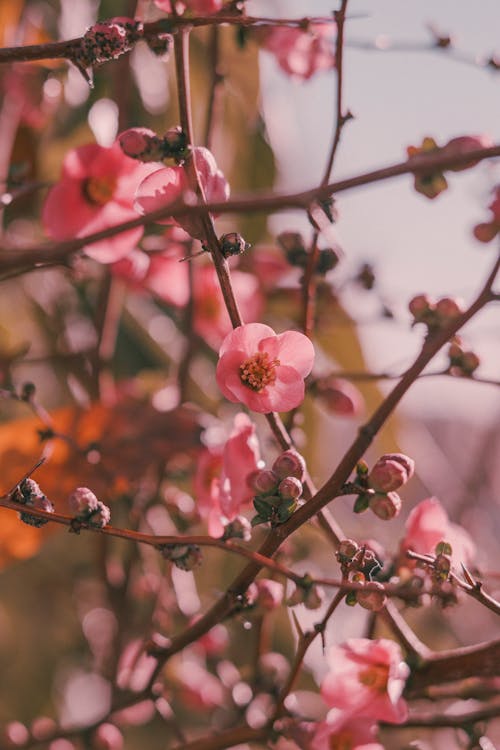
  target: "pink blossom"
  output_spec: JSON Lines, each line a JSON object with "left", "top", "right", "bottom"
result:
{"left": 321, "top": 638, "right": 409, "bottom": 724}
{"left": 195, "top": 413, "right": 261, "bottom": 536}
{"left": 400, "top": 497, "right": 476, "bottom": 568}
{"left": 261, "top": 24, "right": 336, "bottom": 81}
{"left": 134, "top": 146, "right": 229, "bottom": 239}
{"left": 194, "top": 266, "right": 264, "bottom": 349}
{"left": 154, "top": 0, "right": 223, "bottom": 14}
{"left": 315, "top": 376, "right": 364, "bottom": 417}
{"left": 311, "top": 717, "right": 383, "bottom": 750}
{"left": 43, "top": 142, "right": 158, "bottom": 263}
{"left": 216, "top": 323, "right": 315, "bottom": 414}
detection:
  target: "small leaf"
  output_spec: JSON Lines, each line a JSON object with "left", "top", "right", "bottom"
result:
{"left": 435, "top": 541, "right": 452, "bottom": 556}
{"left": 353, "top": 494, "right": 370, "bottom": 513}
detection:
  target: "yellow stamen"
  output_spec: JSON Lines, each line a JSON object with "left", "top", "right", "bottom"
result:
{"left": 239, "top": 351, "right": 280, "bottom": 392}
{"left": 83, "top": 175, "right": 117, "bottom": 206}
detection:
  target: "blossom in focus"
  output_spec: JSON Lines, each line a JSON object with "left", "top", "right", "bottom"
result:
{"left": 195, "top": 412, "right": 261, "bottom": 536}
{"left": 261, "top": 24, "right": 336, "bottom": 80}
{"left": 43, "top": 142, "right": 158, "bottom": 263}
{"left": 320, "top": 638, "right": 409, "bottom": 723}
{"left": 216, "top": 323, "right": 315, "bottom": 414}
{"left": 311, "top": 716, "right": 383, "bottom": 750}
{"left": 193, "top": 266, "right": 264, "bottom": 349}
{"left": 134, "top": 146, "right": 229, "bottom": 239}
{"left": 399, "top": 496, "right": 476, "bottom": 568}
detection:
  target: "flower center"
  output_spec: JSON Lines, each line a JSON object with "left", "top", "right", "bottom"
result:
{"left": 358, "top": 663, "right": 390, "bottom": 693}
{"left": 329, "top": 732, "right": 353, "bottom": 750}
{"left": 239, "top": 351, "right": 280, "bottom": 392}
{"left": 83, "top": 175, "right": 117, "bottom": 206}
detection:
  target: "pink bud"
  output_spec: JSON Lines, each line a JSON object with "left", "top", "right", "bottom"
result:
{"left": 3, "top": 722, "right": 29, "bottom": 747}
{"left": 89, "top": 501, "right": 111, "bottom": 528}
{"left": 445, "top": 135, "right": 492, "bottom": 172}
{"left": 408, "top": 294, "right": 434, "bottom": 320}
{"left": 247, "top": 469, "right": 279, "bottom": 495}
{"left": 68, "top": 486, "right": 99, "bottom": 516}
{"left": 356, "top": 581, "right": 387, "bottom": 611}
{"left": 461, "top": 351, "right": 480, "bottom": 374}
{"left": 272, "top": 450, "right": 306, "bottom": 481}
{"left": 435, "top": 297, "right": 464, "bottom": 321}
{"left": 473, "top": 221, "right": 499, "bottom": 243}
{"left": 278, "top": 476, "right": 303, "bottom": 501}
{"left": 382, "top": 453, "right": 415, "bottom": 479}
{"left": 337, "top": 538, "right": 359, "bottom": 562}
{"left": 369, "top": 491, "right": 402, "bottom": 520}
{"left": 253, "top": 579, "right": 284, "bottom": 611}
{"left": 118, "top": 128, "right": 163, "bottom": 161}
{"left": 368, "top": 458, "right": 408, "bottom": 492}
{"left": 315, "top": 376, "right": 364, "bottom": 416}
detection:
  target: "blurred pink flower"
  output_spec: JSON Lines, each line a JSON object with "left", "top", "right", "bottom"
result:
{"left": 134, "top": 146, "right": 229, "bottom": 239}
{"left": 315, "top": 376, "right": 364, "bottom": 417}
{"left": 216, "top": 323, "right": 315, "bottom": 414}
{"left": 154, "top": 0, "right": 223, "bottom": 13}
{"left": 261, "top": 24, "right": 336, "bottom": 80}
{"left": 400, "top": 497, "right": 476, "bottom": 568}
{"left": 321, "top": 638, "right": 409, "bottom": 724}
{"left": 195, "top": 413, "right": 261, "bottom": 536}
{"left": 311, "top": 716, "right": 383, "bottom": 750}
{"left": 194, "top": 266, "right": 264, "bottom": 349}
{"left": 43, "top": 142, "right": 158, "bottom": 263}
{"left": 473, "top": 185, "right": 500, "bottom": 243}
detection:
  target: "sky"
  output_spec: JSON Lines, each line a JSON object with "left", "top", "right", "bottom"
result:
{"left": 249, "top": 0, "right": 500, "bottom": 421}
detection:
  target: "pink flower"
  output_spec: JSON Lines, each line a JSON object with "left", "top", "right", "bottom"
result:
{"left": 194, "top": 266, "right": 264, "bottom": 349}
{"left": 400, "top": 497, "right": 476, "bottom": 568}
{"left": 134, "top": 146, "right": 230, "bottom": 239}
{"left": 195, "top": 413, "right": 261, "bottom": 536}
{"left": 261, "top": 24, "right": 336, "bottom": 81}
{"left": 154, "top": 0, "right": 223, "bottom": 14}
{"left": 216, "top": 323, "right": 315, "bottom": 414}
{"left": 311, "top": 717, "right": 383, "bottom": 750}
{"left": 321, "top": 638, "right": 409, "bottom": 724}
{"left": 43, "top": 142, "right": 158, "bottom": 263}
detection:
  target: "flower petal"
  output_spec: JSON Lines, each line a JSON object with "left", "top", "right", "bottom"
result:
{"left": 261, "top": 330, "right": 315, "bottom": 377}
{"left": 219, "top": 323, "right": 276, "bottom": 358}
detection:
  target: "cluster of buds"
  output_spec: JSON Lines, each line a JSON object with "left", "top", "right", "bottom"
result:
{"left": 248, "top": 449, "right": 305, "bottom": 527}
{"left": 473, "top": 185, "right": 500, "bottom": 243}
{"left": 312, "top": 375, "right": 364, "bottom": 417}
{"left": 68, "top": 487, "right": 111, "bottom": 529}
{"left": 159, "top": 543, "right": 202, "bottom": 571}
{"left": 11, "top": 478, "right": 54, "bottom": 527}
{"left": 119, "top": 126, "right": 189, "bottom": 163}
{"left": 277, "top": 231, "right": 340, "bottom": 275}
{"left": 409, "top": 294, "right": 464, "bottom": 333}
{"left": 447, "top": 338, "right": 480, "bottom": 376}
{"left": 286, "top": 573, "right": 324, "bottom": 610}
{"left": 407, "top": 134, "right": 491, "bottom": 199}
{"left": 350, "top": 453, "right": 415, "bottom": 520}
{"left": 337, "top": 539, "right": 386, "bottom": 611}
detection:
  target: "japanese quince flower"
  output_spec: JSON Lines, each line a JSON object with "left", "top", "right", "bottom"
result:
{"left": 399, "top": 496, "right": 476, "bottom": 569}
{"left": 260, "top": 24, "right": 336, "bottom": 81}
{"left": 43, "top": 142, "right": 158, "bottom": 263}
{"left": 311, "top": 716, "right": 383, "bottom": 750}
{"left": 134, "top": 146, "right": 229, "bottom": 240}
{"left": 320, "top": 638, "right": 409, "bottom": 724}
{"left": 195, "top": 412, "right": 261, "bottom": 537}
{"left": 216, "top": 323, "right": 315, "bottom": 414}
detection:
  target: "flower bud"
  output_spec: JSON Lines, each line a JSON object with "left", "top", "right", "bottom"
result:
{"left": 369, "top": 491, "right": 401, "bottom": 520}
{"left": 435, "top": 296, "right": 464, "bottom": 321}
{"left": 368, "top": 453, "right": 414, "bottom": 492}
{"left": 81, "top": 22, "right": 134, "bottom": 65}
{"left": 473, "top": 221, "right": 498, "bottom": 243}
{"left": 356, "top": 581, "right": 387, "bottom": 611}
{"left": 220, "top": 232, "right": 250, "bottom": 258}
{"left": 433, "top": 553, "right": 451, "bottom": 582}
{"left": 381, "top": 453, "right": 415, "bottom": 480}
{"left": 251, "top": 579, "right": 284, "bottom": 611}
{"left": 221, "top": 515, "right": 252, "bottom": 542}
{"left": 337, "top": 538, "right": 359, "bottom": 563}
{"left": 315, "top": 376, "right": 364, "bottom": 417}
{"left": 460, "top": 351, "right": 480, "bottom": 375}
{"left": 444, "top": 135, "right": 492, "bottom": 172}
{"left": 88, "top": 501, "right": 111, "bottom": 528}
{"left": 278, "top": 476, "right": 303, "bottom": 501}
{"left": 13, "top": 478, "right": 54, "bottom": 527}
{"left": 3, "top": 722, "right": 29, "bottom": 747}
{"left": 247, "top": 469, "right": 279, "bottom": 495}
{"left": 162, "top": 126, "right": 188, "bottom": 160}
{"left": 92, "top": 723, "right": 124, "bottom": 750}
{"left": 272, "top": 450, "right": 306, "bottom": 481}
{"left": 286, "top": 581, "right": 324, "bottom": 610}
{"left": 409, "top": 294, "right": 434, "bottom": 321}
{"left": 146, "top": 32, "right": 172, "bottom": 57}
{"left": 119, "top": 128, "right": 164, "bottom": 162}
{"left": 315, "top": 247, "right": 340, "bottom": 274}
{"left": 68, "top": 487, "right": 99, "bottom": 518}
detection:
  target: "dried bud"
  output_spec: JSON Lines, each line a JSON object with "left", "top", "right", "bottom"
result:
{"left": 272, "top": 450, "right": 306, "bottom": 481}
{"left": 277, "top": 476, "right": 303, "bottom": 501}
{"left": 146, "top": 32, "right": 172, "bottom": 57}
{"left": 81, "top": 21, "right": 136, "bottom": 66}
{"left": 287, "top": 579, "right": 324, "bottom": 610}
{"left": 88, "top": 501, "right": 111, "bottom": 529}
{"left": 160, "top": 544, "right": 202, "bottom": 571}
{"left": 433, "top": 553, "right": 452, "bottom": 582}
{"left": 13, "top": 478, "right": 54, "bottom": 527}
{"left": 409, "top": 294, "right": 434, "bottom": 321}
{"left": 277, "top": 232, "right": 307, "bottom": 267}
{"left": 444, "top": 135, "right": 492, "bottom": 172}
{"left": 247, "top": 469, "right": 279, "bottom": 495}
{"left": 435, "top": 296, "right": 464, "bottom": 321}
{"left": 368, "top": 453, "right": 414, "bottom": 492}
{"left": 20, "top": 382, "right": 36, "bottom": 400}
{"left": 337, "top": 538, "right": 359, "bottom": 563}
{"left": 220, "top": 232, "right": 250, "bottom": 258}
{"left": 315, "top": 247, "right": 340, "bottom": 274}
{"left": 119, "top": 127, "right": 164, "bottom": 162}
{"left": 221, "top": 515, "right": 251, "bottom": 542}
{"left": 356, "top": 581, "right": 387, "bottom": 611}
{"left": 369, "top": 491, "right": 401, "bottom": 520}
{"left": 68, "top": 487, "right": 99, "bottom": 519}
{"left": 356, "top": 262, "right": 376, "bottom": 290}
{"left": 460, "top": 351, "right": 480, "bottom": 374}
{"left": 162, "top": 126, "right": 189, "bottom": 160}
